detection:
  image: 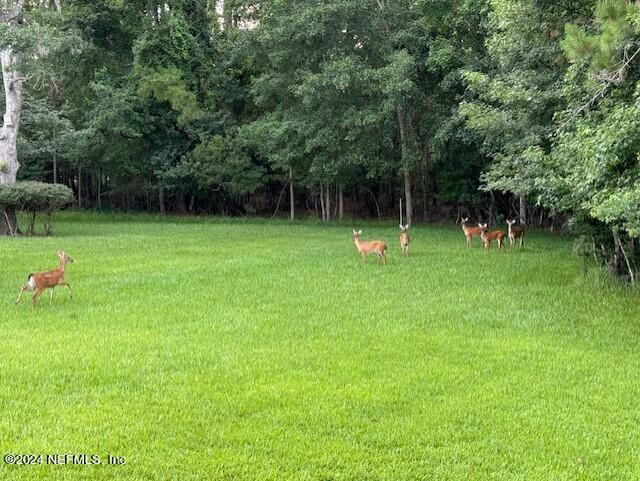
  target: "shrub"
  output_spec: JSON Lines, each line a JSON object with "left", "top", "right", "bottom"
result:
{"left": 0, "top": 181, "right": 75, "bottom": 235}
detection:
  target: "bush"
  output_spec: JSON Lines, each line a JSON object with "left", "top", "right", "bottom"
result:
{"left": 0, "top": 181, "right": 75, "bottom": 235}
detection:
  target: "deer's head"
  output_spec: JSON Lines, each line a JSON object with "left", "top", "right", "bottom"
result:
{"left": 57, "top": 250, "right": 74, "bottom": 264}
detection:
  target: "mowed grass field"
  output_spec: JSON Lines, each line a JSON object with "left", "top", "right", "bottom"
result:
{"left": 1, "top": 213, "right": 639, "bottom": 481}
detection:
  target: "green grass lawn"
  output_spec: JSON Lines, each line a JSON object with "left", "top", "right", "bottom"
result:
{"left": 1, "top": 213, "right": 639, "bottom": 480}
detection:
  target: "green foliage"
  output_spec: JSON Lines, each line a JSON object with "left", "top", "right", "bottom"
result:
{"left": 138, "top": 67, "right": 204, "bottom": 125}
{"left": 0, "top": 181, "right": 74, "bottom": 211}
{"left": 0, "top": 181, "right": 74, "bottom": 235}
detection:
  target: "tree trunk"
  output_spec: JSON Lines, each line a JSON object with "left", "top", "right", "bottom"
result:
{"left": 519, "top": 194, "right": 526, "bottom": 224}
{"left": 159, "top": 186, "right": 166, "bottom": 214}
{"left": 319, "top": 184, "right": 326, "bottom": 221}
{"left": 325, "top": 182, "right": 331, "bottom": 221}
{"left": 396, "top": 108, "right": 413, "bottom": 226}
{"left": 338, "top": 184, "right": 344, "bottom": 221}
{"left": 97, "top": 170, "right": 102, "bottom": 209}
{"left": 289, "top": 167, "right": 294, "bottom": 221}
{"left": 176, "top": 192, "right": 186, "bottom": 213}
{"left": 77, "top": 164, "right": 82, "bottom": 208}
{"left": 0, "top": 48, "right": 22, "bottom": 186}
{"left": 0, "top": 47, "right": 23, "bottom": 235}
{"left": 53, "top": 123, "right": 57, "bottom": 183}
{"left": 422, "top": 144, "right": 433, "bottom": 220}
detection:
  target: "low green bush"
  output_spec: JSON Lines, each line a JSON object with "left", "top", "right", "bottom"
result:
{"left": 0, "top": 181, "right": 75, "bottom": 235}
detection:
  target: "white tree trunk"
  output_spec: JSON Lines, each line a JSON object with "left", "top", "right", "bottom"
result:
{"left": 0, "top": 47, "right": 23, "bottom": 235}
{"left": 0, "top": 47, "right": 22, "bottom": 186}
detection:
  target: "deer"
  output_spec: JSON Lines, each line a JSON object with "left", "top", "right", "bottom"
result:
{"left": 353, "top": 230, "right": 387, "bottom": 265}
{"left": 16, "top": 250, "right": 74, "bottom": 306}
{"left": 506, "top": 218, "right": 525, "bottom": 250}
{"left": 399, "top": 224, "right": 410, "bottom": 256}
{"left": 478, "top": 223, "right": 506, "bottom": 251}
{"left": 461, "top": 217, "right": 483, "bottom": 247}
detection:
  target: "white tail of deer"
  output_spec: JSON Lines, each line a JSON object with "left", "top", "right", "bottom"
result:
{"left": 353, "top": 230, "right": 387, "bottom": 265}
{"left": 399, "top": 224, "right": 410, "bottom": 256}
{"left": 461, "top": 217, "right": 482, "bottom": 247}
{"left": 506, "top": 218, "right": 525, "bottom": 250}
{"left": 16, "top": 250, "right": 74, "bottom": 306}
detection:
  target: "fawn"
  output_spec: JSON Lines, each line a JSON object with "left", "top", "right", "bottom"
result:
{"left": 16, "top": 251, "right": 74, "bottom": 306}
{"left": 461, "top": 217, "right": 483, "bottom": 247}
{"left": 506, "top": 218, "right": 525, "bottom": 250}
{"left": 353, "top": 230, "right": 387, "bottom": 265}
{"left": 399, "top": 224, "right": 410, "bottom": 256}
{"left": 478, "top": 223, "right": 506, "bottom": 251}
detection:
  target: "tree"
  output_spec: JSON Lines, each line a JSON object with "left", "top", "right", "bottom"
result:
{"left": 460, "top": 0, "right": 593, "bottom": 224}
{"left": 540, "top": 0, "right": 640, "bottom": 281}
{"left": 0, "top": 0, "right": 66, "bottom": 234}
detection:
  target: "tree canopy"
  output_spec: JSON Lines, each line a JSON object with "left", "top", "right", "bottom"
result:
{"left": 4, "top": 0, "right": 640, "bottom": 278}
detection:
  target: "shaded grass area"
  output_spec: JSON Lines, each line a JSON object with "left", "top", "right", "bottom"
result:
{"left": 0, "top": 214, "right": 639, "bottom": 480}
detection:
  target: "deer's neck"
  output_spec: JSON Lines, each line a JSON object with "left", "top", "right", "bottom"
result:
{"left": 58, "top": 260, "right": 66, "bottom": 273}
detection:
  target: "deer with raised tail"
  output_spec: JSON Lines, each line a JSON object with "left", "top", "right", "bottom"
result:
{"left": 478, "top": 223, "right": 506, "bottom": 251}
{"left": 399, "top": 224, "right": 410, "bottom": 256}
{"left": 506, "top": 218, "right": 525, "bottom": 250}
{"left": 353, "top": 230, "right": 387, "bottom": 265}
{"left": 16, "top": 251, "right": 74, "bottom": 306}
{"left": 461, "top": 217, "right": 483, "bottom": 247}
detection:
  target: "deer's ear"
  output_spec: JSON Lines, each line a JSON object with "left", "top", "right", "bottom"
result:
{"left": 358, "top": 230, "right": 362, "bottom": 235}
{"left": 405, "top": 224, "right": 410, "bottom": 230}
{"left": 352, "top": 230, "right": 357, "bottom": 235}
{"left": 399, "top": 224, "right": 403, "bottom": 230}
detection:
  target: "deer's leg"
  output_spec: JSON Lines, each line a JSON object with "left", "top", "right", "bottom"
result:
{"left": 15, "top": 285, "right": 27, "bottom": 304}
{"left": 32, "top": 289, "right": 44, "bottom": 306}
{"left": 49, "top": 288, "right": 55, "bottom": 305}
{"left": 59, "top": 282, "right": 73, "bottom": 298}
{"left": 361, "top": 253, "right": 365, "bottom": 265}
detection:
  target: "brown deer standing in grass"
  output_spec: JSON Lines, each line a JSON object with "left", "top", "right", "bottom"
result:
{"left": 353, "top": 230, "right": 387, "bottom": 265}
{"left": 399, "top": 224, "right": 410, "bottom": 256}
{"left": 461, "top": 217, "right": 483, "bottom": 247}
{"left": 506, "top": 218, "right": 525, "bottom": 250}
{"left": 478, "top": 223, "right": 506, "bottom": 251}
{"left": 16, "top": 251, "right": 74, "bottom": 306}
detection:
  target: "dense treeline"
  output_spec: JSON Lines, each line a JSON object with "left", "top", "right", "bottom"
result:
{"left": 1, "top": 0, "right": 640, "bottom": 279}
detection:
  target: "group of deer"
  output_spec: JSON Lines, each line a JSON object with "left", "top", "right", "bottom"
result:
{"left": 352, "top": 224, "right": 410, "bottom": 265}
{"left": 352, "top": 217, "right": 525, "bottom": 265}
{"left": 461, "top": 217, "right": 525, "bottom": 251}
{"left": 16, "top": 219, "right": 522, "bottom": 305}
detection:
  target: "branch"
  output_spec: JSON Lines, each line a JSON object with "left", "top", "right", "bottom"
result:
{"left": 554, "top": 45, "right": 640, "bottom": 134}
{"left": 9, "top": 75, "right": 26, "bottom": 87}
